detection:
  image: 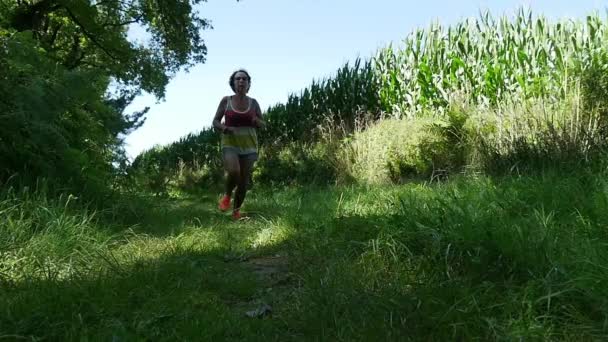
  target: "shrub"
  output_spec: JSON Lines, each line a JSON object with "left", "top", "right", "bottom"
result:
{"left": 338, "top": 115, "right": 470, "bottom": 184}
{"left": 255, "top": 142, "right": 337, "bottom": 186}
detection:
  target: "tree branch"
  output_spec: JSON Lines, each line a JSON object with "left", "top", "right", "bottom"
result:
{"left": 103, "top": 13, "right": 143, "bottom": 28}
{"left": 45, "top": 21, "right": 63, "bottom": 50}
{"left": 92, "top": 0, "right": 128, "bottom": 8}
{"left": 64, "top": 33, "right": 85, "bottom": 70}
{"left": 62, "top": 5, "right": 119, "bottom": 62}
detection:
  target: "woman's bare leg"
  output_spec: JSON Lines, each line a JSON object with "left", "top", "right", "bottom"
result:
{"left": 223, "top": 152, "right": 240, "bottom": 197}
{"left": 233, "top": 157, "right": 255, "bottom": 211}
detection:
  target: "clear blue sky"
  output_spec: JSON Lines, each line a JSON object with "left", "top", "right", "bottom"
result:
{"left": 122, "top": 0, "right": 606, "bottom": 160}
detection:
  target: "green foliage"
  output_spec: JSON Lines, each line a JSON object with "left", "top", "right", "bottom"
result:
{"left": 171, "top": 161, "right": 221, "bottom": 194}
{"left": 281, "top": 171, "right": 608, "bottom": 339}
{"left": 262, "top": 9, "right": 608, "bottom": 145}
{"left": 255, "top": 142, "right": 337, "bottom": 186}
{"left": 0, "top": 32, "right": 131, "bottom": 194}
{"left": 2, "top": 0, "right": 215, "bottom": 98}
{"left": 0, "top": 185, "right": 108, "bottom": 282}
{"left": 429, "top": 103, "right": 471, "bottom": 171}
{"left": 0, "top": 186, "right": 275, "bottom": 340}
{"left": 128, "top": 128, "right": 222, "bottom": 195}
{"left": 468, "top": 93, "right": 606, "bottom": 174}
{"left": 0, "top": 0, "right": 229, "bottom": 197}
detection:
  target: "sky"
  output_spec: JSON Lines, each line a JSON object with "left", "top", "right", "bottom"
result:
{"left": 122, "top": 0, "right": 606, "bottom": 160}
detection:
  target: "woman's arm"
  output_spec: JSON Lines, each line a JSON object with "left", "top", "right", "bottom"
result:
{"left": 212, "top": 96, "right": 231, "bottom": 133}
{"left": 252, "top": 99, "right": 266, "bottom": 128}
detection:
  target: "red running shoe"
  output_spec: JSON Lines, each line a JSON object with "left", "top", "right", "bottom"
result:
{"left": 232, "top": 209, "right": 242, "bottom": 220}
{"left": 218, "top": 195, "right": 231, "bottom": 211}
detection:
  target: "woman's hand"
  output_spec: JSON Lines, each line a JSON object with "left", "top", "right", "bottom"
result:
{"left": 223, "top": 126, "right": 236, "bottom": 134}
{"left": 213, "top": 96, "right": 228, "bottom": 132}
{"left": 252, "top": 116, "right": 266, "bottom": 128}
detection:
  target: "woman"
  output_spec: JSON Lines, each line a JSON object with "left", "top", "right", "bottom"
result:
{"left": 212, "top": 69, "right": 265, "bottom": 220}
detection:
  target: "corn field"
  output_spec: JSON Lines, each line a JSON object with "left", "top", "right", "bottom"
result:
{"left": 259, "top": 9, "right": 608, "bottom": 144}
{"left": 130, "top": 9, "right": 608, "bottom": 190}
{"left": 375, "top": 9, "right": 608, "bottom": 116}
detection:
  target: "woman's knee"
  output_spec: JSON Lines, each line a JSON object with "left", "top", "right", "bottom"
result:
{"left": 226, "top": 167, "right": 240, "bottom": 179}
{"left": 237, "top": 176, "right": 248, "bottom": 188}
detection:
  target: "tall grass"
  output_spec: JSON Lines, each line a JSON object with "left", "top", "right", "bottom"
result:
{"left": 471, "top": 86, "right": 604, "bottom": 172}
{"left": 0, "top": 184, "right": 288, "bottom": 340}
{"left": 333, "top": 118, "right": 442, "bottom": 184}
{"left": 276, "top": 171, "right": 608, "bottom": 340}
{"left": 0, "top": 185, "right": 111, "bottom": 284}
{"left": 4, "top": 168, "right": 608, "bottom": 340}
{"left": 129, "top": 127, "right": 222, "bottom": 195}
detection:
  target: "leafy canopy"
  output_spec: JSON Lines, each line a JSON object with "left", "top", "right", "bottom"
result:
{"left": 2, "top": 0, "right": 221, "bottom": 98}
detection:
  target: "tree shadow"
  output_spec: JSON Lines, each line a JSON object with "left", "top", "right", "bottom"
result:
{"left": 11, "top": 181, "right": 562, "bottom": 340}
{"left": 0, "top": 233, "right": 299, "bottom": 341}
{"left": 1, "top": 186, "right": 345, "bottom": 340}
{"left": 100, "top": 189, "right": 284, "bottom": 238}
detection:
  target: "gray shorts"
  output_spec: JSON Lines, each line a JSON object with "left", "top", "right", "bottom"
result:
{"left": 222, "top": 148, "right": 258, "bottom": 161}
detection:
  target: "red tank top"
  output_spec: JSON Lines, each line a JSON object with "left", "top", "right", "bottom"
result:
{"left": 224, "top": 96, "right": 255, "bottom": 127}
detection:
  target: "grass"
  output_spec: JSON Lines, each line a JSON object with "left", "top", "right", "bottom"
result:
{"left": 2, "top": 169, "right": 608, "bottom": 340}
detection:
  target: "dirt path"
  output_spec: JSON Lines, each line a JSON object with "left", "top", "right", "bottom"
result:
{"left": 228, "top": 253, "right": 295, "bottom": 318}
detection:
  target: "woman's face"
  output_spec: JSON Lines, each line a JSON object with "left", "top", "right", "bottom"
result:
{"left": 234, "top": 72, "right": 250, "bottom": 94}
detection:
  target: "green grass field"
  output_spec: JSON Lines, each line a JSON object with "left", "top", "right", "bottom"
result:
{"left": 2, "top": 169, "right": 608, "bottom": 341}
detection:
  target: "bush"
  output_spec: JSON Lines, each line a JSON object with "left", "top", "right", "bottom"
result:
{"left": 255, "top": 142, "right": 337, "bottom": 186}
{"left": 171, "top": 159, "right": 223, "bottom": 194}
{"left": 338, "top": 114, "right": 470, "bottom": 184}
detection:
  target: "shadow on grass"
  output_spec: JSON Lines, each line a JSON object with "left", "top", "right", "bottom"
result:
{"left": 1, "top": 186, "right": 329, "bottom": 341}
{"left": 0, "top": 236, "right": 299, "bottom": 341}
{"left": 97, "top": 189, "right": 283, "bottom": 238}
{"left": 7, "top": 171, "right": 607, "bottom": 341}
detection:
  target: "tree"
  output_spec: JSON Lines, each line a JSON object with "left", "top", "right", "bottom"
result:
{"left": 0, "top": 0, "right": 233, "bottom": 193}
{"left": 2, "top": 0, "right": 217, "bottom": 98}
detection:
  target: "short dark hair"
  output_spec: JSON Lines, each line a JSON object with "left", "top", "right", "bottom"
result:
{"left": 229, "top": 69, "right": 251, "bottom": 92}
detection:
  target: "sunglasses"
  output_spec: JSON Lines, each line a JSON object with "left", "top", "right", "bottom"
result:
{"left": 235, "top": 77, "right": 249, "bottom": 81}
